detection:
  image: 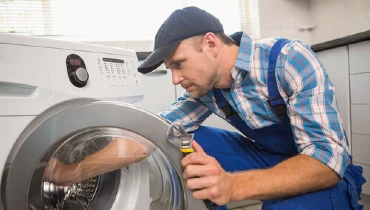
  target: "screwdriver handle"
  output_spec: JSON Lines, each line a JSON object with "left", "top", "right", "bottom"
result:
{"left": 182, "top": 150, "right": 219, "bottom": 210}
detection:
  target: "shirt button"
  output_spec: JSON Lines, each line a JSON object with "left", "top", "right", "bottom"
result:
{"left": 246, "top": 116, "right": 250, "bottom": 120}
{"left": 233, "top": 89, "right": 238, "bottom": 93}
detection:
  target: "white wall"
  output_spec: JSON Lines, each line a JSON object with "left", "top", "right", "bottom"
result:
{"left": 310, "top": 0, "right": 370, "bottom": 44}
{"left": 89, "top": 0, "right": 314, "bottom": 49}
{"left": 88, "top": 0, "right": 370, "bottom": 49}
{"left": 258, "top": 0, "right": 312, "bottom": 44}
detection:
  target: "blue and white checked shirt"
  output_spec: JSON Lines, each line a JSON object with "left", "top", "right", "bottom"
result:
{"left": 159, "top": 32, "right": 350, "bottom": 177}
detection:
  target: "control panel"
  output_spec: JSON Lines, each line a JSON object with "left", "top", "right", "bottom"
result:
{"left": 0, "top": 33, "right": 143, "bottom": 116}
{"left": 42, "top": 47, "right": 143, "bottom": 100}
{"left": 97, "top": 57, "right": 139, "bottom": 88}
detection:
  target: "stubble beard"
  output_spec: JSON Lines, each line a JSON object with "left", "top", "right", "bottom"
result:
{"left": 190, "top": 68, "right": 218, "bottom": 98}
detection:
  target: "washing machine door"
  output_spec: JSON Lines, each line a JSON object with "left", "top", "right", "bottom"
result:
{"left": 1, "top": 99, "right": 207, "bottom": 210}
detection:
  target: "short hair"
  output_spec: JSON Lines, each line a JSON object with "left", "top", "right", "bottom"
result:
{"left": 215, "top": 33, "right": 236, "bottom": 46}
{"left": 190, "top": 32, "right": 236, "bottom": 52}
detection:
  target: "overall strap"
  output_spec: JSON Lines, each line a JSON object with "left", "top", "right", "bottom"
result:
{"left": 211, "top": 31, "right": 242, "bottom": 119}
{"left": 213, "top": 37, "right": 290, "bottom": 120}
{"left": 267, "top": 38, "right": 290, "bottom": 117}
{"left": 230, "top": 31, "right": 243, "bottom": 46}
{"left": 213, "top": 89, "right": 236, "bottom": 118}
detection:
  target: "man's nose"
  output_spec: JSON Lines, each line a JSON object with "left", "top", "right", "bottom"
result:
{"left": 171, "top": 70, "right": 183, "bottom": 85}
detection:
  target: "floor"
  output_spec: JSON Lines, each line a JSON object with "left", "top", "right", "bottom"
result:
{"left": 230, "top": 193, "right": 370, "bottom": 210}
{"left": 360, "top": 194, "right": 370, "bottom": 209}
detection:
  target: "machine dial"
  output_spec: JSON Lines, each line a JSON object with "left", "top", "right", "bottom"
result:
{"left": 66, "top": 54, "right": 89, "bottom": 88}
{"left": 69, "top": 67, "right": 89, "bottom": 87}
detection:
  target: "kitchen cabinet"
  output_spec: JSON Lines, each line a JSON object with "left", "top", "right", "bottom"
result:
{"left": 316, "top": 41, "right": 370, "bottom": 194}
{"left": 316, "top": 46, "right": 351, "bottom": 150}
{"left": 349, "top": 40, "right": 370, "bottom": 195}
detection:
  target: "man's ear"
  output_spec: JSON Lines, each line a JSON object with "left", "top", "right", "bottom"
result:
{"left": 203, "top": 32, "right": 219, "bottom": 57}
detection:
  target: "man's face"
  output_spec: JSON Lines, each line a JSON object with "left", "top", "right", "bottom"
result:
{"left": 164, "top": 38, "right": 218, "bottom": 98}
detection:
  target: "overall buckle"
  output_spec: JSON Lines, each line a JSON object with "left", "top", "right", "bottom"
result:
{"left": 267, "top": 97, "right": 287, "bottom": 117}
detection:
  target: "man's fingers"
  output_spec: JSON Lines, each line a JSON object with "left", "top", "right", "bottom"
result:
{"left": 186, "top": 176, "right": 218, "bottom": 190}
{"left": 181, "top": 152, "right": 215, "bottom": 167}
{"left": 192, "top": 140, "right": 204, "bottom": 153}
{"left": 183, "top": 164, "right": 220, "bottom": 179}
{"left": 192, "top": 187, "right": 221, "bottom": 202}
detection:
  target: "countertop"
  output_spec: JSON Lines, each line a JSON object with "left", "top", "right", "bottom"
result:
{"left": 136, "top": 30, "right": 370, "bottom": 59}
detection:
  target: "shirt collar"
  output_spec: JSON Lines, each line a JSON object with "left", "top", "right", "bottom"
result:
{"left": 231, "top": 66, "right": 239, "bottom": 80}
{"left": 233, "top": 32, "right": 253, "bottom": 72}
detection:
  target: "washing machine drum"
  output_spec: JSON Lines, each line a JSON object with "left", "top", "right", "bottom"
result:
{"left": 1, "top": 100, "right": 207, "bottom": 210}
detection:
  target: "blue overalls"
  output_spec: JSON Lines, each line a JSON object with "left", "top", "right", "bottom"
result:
{"left": 191, "top": 33, "right": 366, "bottom": 210}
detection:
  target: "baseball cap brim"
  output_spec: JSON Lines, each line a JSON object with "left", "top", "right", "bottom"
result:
{"left": 138, "top": 40, "right": 181, "bottom": 74}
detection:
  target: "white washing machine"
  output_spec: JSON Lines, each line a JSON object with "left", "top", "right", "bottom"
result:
{"left": 0, "top": 34, "right": 207, "bottom": 210}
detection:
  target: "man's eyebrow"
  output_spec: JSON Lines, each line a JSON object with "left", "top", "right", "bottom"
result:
{"left": 165, "top": 58, "right": 181, "bottom": 69}
{"left": 164, "top": 59, "right": 172, "bottom": 69}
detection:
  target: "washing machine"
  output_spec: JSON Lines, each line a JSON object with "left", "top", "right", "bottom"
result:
{"left": 0, "top": 34, "right": 207, "bottom": 210}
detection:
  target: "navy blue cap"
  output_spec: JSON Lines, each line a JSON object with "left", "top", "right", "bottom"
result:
{"left": 138, "top": 6, "right": 224, "bottom": 73}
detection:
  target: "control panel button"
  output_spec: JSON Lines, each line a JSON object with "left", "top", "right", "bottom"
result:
{"left": 68, "top": 67, "right": 89, "bottom": 87}
{"left": 66, "top": 54, "right": 89, "bottom": 88}
{"left": 76, "top": 67, "right": 89, "bottom": 82}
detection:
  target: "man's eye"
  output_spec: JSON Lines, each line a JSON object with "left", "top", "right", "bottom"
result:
{"left": 175, "top": 61, "right": 182, "bottom": 68}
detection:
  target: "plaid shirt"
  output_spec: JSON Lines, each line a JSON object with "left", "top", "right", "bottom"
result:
{"left": 159, "top": 32, "right": 350, "bottom": 177}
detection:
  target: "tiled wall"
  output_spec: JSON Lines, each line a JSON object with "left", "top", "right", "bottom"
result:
{"left": 348, "top": 40, "right": 370, "bottom": 195}
{"left": 310, "top": 0, "right": 370, "bottom": 44}
{"left": 258, "top": 0, "right": 370, "bottom": 45}
{"left": 258, "top": 0, "right": 312, "bottom": 44}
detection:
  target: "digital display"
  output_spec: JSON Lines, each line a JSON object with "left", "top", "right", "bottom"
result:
{"left": 70, "top": 59, "right": 82, "bottom": 66}
{"left": 103, "top": 58, "right": 124, "bottom": 64}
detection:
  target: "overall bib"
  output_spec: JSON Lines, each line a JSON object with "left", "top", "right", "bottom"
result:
{"left": 191, "top": 35, "right": 366, "bottom": 210}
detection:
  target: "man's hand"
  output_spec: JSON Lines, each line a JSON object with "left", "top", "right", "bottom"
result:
{"left": 181, "top": 140, "right": 233, "bottom": 205}
{"left": 44, "top": 137, "right": 148, "bottom": 186}
{"left": 44, "top": 157, "right": 79, "bottom": 186}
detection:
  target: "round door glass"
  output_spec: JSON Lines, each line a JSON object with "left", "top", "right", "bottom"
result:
{"left": 42, "top": 127, "right": 184, "bottom": 210}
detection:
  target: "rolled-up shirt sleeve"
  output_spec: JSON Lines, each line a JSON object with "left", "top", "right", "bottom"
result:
{"left": 159, "top": 91, "right": 212, "bottom": 132}
{"left": 277, "top": 40, "right": 350, "bottom": 178}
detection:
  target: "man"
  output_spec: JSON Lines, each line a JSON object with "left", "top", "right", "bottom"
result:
{"left": 137, "top": 6, "right": 366, "bottom": 210}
